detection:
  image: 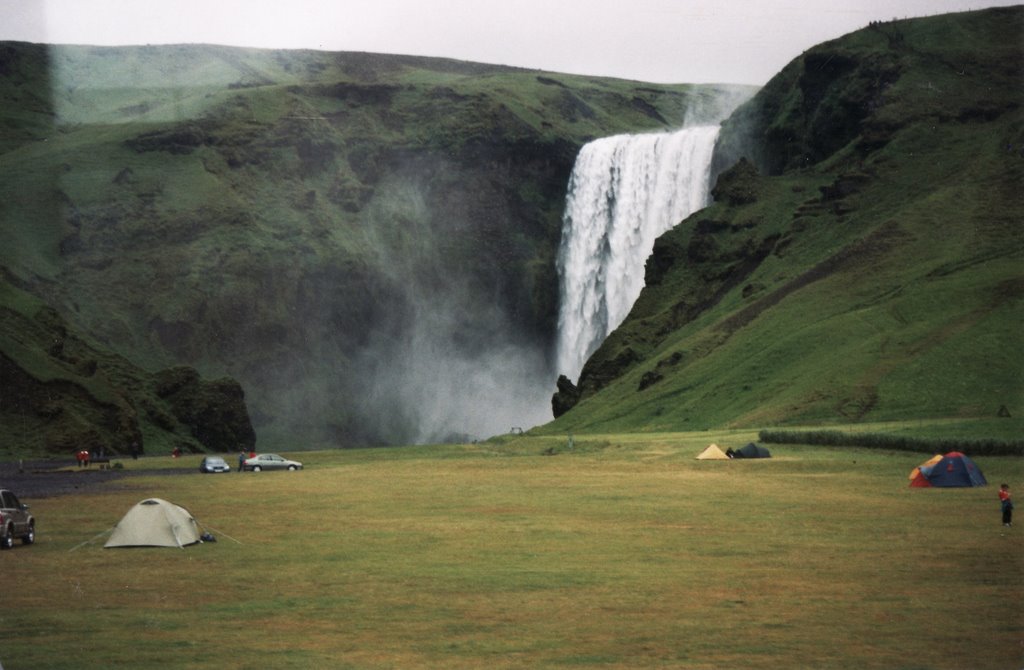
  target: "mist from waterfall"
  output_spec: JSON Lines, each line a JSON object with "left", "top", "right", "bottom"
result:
{"left": 555, "top": 125, "right": 720, "bottom": 382}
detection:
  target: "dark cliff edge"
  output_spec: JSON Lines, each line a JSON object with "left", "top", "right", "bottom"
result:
{"left": 0, "top": 281, "right": 255, "bottom": 457}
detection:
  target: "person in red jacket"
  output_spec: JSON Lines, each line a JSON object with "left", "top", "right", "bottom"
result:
{"left": 999, "top": 484, "right": 1013, "bottom": 528}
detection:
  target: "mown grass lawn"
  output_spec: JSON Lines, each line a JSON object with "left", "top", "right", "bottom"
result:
{"left": 2, "top": 431, "right": 1021, "bottom": 669}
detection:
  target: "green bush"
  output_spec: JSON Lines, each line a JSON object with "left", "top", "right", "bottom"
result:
{"left": 758, "top": 429, "right": 1024, "bottom": 456}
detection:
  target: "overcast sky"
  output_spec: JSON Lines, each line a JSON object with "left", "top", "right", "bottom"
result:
{"left": 1, "top": 0, "right": 1019, "bottom": 84}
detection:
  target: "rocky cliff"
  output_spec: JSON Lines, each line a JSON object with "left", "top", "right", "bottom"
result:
{"left": 0, "top": 279, "right": 255, "bottom": 457}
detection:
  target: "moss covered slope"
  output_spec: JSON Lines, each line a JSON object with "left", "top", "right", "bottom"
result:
{"left": 547, "top": 7, "right": 1023, "bottom": 433}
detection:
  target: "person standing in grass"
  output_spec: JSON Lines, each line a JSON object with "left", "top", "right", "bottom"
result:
{"left": 999, "top": 484, "right": 1013, "bottom": 527}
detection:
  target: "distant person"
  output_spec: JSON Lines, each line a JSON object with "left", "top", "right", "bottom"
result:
{"left": 1000, "top": 484, "right": 1013, "bottom": 528}
{"left": 238, "top": 451, "right": 246, "bottom": 473}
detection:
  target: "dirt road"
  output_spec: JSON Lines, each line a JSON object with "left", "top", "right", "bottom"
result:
{"left": 0, "top": 460, "right": 190, "bottom": 499}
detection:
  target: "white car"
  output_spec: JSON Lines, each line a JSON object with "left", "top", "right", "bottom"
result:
{"left": 243, "top": 453, "right": 303, "bottom": 472}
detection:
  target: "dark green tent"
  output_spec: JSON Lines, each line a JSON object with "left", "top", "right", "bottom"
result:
{"left": 730, "top": 442, "right": 771, "bottom": 459}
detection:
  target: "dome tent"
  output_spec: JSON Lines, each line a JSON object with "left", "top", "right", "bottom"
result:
{"left": 908, "top": 452, "right": 987, "bottom": 488}
{"left": 729, "top": 443, "right": 771, "bottom": 459}
{"left": 105, "top": 498, "right": 202, "bottom": 548}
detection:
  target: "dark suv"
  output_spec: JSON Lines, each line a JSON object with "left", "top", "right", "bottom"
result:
{"left": 0, "top": 488, "right": 35, "bottom": 549}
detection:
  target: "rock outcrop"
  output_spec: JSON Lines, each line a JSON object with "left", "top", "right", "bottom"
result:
{"left": 0, "top": 283, "right": 255, "bottom": 457}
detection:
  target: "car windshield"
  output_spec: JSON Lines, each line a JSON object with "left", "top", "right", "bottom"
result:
{"left": 206, "top": 457, "right": 226, "bottom": 464}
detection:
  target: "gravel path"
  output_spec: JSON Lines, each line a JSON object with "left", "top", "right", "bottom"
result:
{"left": 0, "top": 460, "right": 191, "bottom": 499}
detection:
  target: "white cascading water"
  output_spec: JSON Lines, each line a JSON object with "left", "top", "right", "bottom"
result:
{"left": 555, "top": 125, "right": 720, "bottom": 382}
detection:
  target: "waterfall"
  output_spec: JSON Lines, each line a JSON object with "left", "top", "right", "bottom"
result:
{"left": 554, "top": 125, "right": 720, "bottom": 382}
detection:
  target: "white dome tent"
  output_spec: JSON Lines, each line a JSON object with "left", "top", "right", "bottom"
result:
{"left": 104, "top": 498, "right": 202, "bottom": 548}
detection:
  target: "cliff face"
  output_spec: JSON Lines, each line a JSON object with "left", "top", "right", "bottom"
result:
{"left": 0, "top": 281, "right": 255, "bottom": 457}
{"left": 713, "top": 8, "right": 1022, "bottom": 177}
{"left": 549, "top": 7, "right": 1024, "bottom": 431}
{"left": 0, "top": 42, "right": 754, "bottom": 451}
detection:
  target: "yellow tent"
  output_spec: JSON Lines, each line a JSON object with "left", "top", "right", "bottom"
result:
{"left": 696, "top": 443, "right": 729, "bottom": 460}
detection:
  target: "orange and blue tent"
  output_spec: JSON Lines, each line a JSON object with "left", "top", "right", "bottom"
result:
{"left": 909, "top": 452, "right": 987, "bottom": 488}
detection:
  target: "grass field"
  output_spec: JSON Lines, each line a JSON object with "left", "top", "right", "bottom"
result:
{"left": 2, "top": 431, "right": 1021, "bottom": 669}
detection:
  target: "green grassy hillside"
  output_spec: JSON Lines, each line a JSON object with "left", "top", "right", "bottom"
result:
{"left": 546, "top": 7, "right": 1023, "bottom": 435}
{"left": 0, "top": 42, "right": 753, "bottom": 453}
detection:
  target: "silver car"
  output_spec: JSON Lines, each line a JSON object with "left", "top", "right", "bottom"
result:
{"left": 243, "top": 454, "right": 303, "bottom": 472}
{"left": 199, "top": 456, "right": 231, "bottom": 473}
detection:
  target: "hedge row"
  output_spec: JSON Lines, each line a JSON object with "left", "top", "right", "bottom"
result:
{"left": 758, "top": 429, "right": 1024, "bottom": 457}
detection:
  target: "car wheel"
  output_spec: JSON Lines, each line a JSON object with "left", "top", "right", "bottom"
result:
{"left": 0, "top": 526, "right": 13, "bottom": 550}
{"left": 22, "top": 523, "right": 35, "bottom": 545}
{"left": 252, "top": 465, "right": 262, "bottom": 472}
{"left": 288, "top": 465, "right": 297, "bottom": 471}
